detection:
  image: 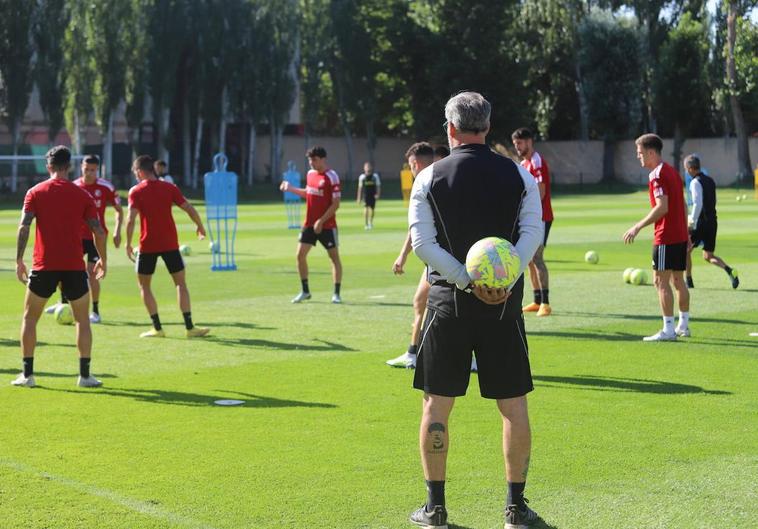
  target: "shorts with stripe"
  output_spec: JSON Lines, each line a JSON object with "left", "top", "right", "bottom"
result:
{"left": 413, "top": 310, "right": 534, "bottom": 399}
{"left": 651, "top": 242, "right": 687, "bottom": 271}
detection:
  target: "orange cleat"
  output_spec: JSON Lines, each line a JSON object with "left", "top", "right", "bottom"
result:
{"left": 536, "top": 304, "right": 552, "bottom": 317}
{"left": 522, "top": 302, "right": 541, "bottom": 313}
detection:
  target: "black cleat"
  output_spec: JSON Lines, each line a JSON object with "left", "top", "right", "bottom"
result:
{"left": 409, "top": 504, "right": 448, "bottom": 529}
{"left": 730, "top": 270, "right": 740, "bottom": 289}
{"left": 504, "top": 499, "right": 540, "bottom": 529}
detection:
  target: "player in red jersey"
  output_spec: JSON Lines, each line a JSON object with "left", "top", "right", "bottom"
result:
{"left": 12, "top": 146, "right": 107, "bottom": 388}
{"left": 76, "top": 155, "right": 122, "bottom": 322}
{"left": 44, "top": 155, "right": 123, "bottom": 322}
{"left": 125, "top": 155, "right": 209, "bottom": 338}
{"left": 512, "top": 127, "right": 553, "bottom": 317}
{"left": 624, "top": 134, "right": 691, "bottom": 341}
{"left": 279, "top": 146, "right": 343, "bottom": 304}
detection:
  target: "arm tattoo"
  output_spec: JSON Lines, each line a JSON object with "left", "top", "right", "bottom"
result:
{"left": 17, "top": 226, "right": 30, "bottom": 261}
{"left": 16, "top": 212, "right": 34, "bottom": 260}
{"left": 87, "top": 217, "right": 105, "bottom": 236}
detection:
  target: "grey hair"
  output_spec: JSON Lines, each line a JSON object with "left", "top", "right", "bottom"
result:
{"left": 444, "top": 91, "right": 491, "bottom": 133}
{"left": 684, "top": 154, "right": 701, "bottom": 170}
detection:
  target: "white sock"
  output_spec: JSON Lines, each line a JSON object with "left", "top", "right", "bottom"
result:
{"left": 663, "top": 316, "right": 675, "bottom": 334}
{"left": 678, "top": 311, "right": 689, "bottom": 329}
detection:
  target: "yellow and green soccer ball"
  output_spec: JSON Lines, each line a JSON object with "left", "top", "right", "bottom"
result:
{"left": 54, "top": 304, "right": 74, "bottom": 325}
{"left": 465, "top": 237, "right": 521, "bottom": 289}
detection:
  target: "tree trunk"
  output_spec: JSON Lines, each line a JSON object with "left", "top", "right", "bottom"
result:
{"left": 10, "top": 118, "right": 20, "bottom": 193}
{"left": 672, "top": 121, "right": 684, "bottom": 174}
{"left": 726, "top": 2, "right": 753, "bottom": 181}
{"left": 574, "top": 62, "right": 589, "bottom": 141}
{"left": 330, "top": 68, "right": 354, "bottom": 181}
{"left": 182, "top": 94, "right": 191, "bottom": 186}
{"left": 192, "top": 116, "right": 204, "bottom": 189}
{"left": 342, "top": 119, "right": 354, "bottom": 183}
{"left": 247, "top": 122, "right": 257, "bottom": 186}
{"left": 219, "top": 86, "right": 228, "bottom": 154}
{"left": 103, "top": 112, "right": 113, "bottom": 180}
{"left": 160, "top": 106, "right": 170, "bottom": 164}
{"left": 73, "top": 113, "right": 82, "bottom": 155}
{"left": 601, "top": 136, "right": 614, "bottom": 182}
{"left": 269, "top": 108, "right": 283, "bottom": 184}
{"left": 366, "top": 119, "right": 376, "bottom": 166}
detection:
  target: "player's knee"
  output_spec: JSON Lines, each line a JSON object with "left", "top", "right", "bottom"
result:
{"left": 702, "top": 251, "right": 712, "bottom": 261}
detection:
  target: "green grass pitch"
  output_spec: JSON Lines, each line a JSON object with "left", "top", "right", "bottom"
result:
{"left": 0, "top": 189, "right": 756, "bottom": 529}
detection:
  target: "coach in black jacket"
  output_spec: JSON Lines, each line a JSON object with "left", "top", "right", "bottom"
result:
{"left": 407, "top": 92, "right": 543, "bottom": 529}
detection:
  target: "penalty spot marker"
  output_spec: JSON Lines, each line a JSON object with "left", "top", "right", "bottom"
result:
{"left": 214, "top": 399, "right": 245, "bottom": 406}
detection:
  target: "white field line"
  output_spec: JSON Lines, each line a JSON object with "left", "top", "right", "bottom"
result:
{"left": 0, "top": 459, "right": 221, "bottom": 529}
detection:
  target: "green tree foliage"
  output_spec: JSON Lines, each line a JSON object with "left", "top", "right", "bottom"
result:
{"left": 32, "top": 0, "right": 68, "bottom": 142}
{"left": 733, "top": 17, "right": 758, "bottom": 126}
{"left": 0, "top": 0, "right": 35, "bottom": 191}
{"left": 578, "top": 11, "right": 642, "bottom": 179}
{"left": 656, "top": 12, "right": 710, "bottom": 169}
{"left": 62, "top": 0, "right": 93, "bottom": 154}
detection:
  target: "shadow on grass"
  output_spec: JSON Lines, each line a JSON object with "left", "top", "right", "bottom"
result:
{"left": 534, "top": 375, "right": 730, "bottom": 395}
{"left": 0, "top": 338, "right": 76, "bottom": 348}
{"left": 0, "top": 368, "right": 118, "bottom": 379}
{"left": 536, "top": 329, "right": 758, "bottom": 348}
{"left": 557, "top": 311, "right": 754, "bottom": 325}
{"left": 347, "top": 301, "right": 412, "bottom": 308}
{"left": 41, "top": 386, "right": 337, "bottom": 408}
{"left": 214, "top": 321, "right": 276, "bottom": 331}
{"left": 205, "top": 336, "right": 356, "bottom": 352}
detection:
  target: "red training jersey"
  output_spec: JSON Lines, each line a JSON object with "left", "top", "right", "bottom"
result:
{"left": 76, "top": 177, "right": 120, "bottom": 240}
{"left": 648, "top": 162, "right": 688, "bottom": 245}
{"left": 23, "top": 178, "right": 98, "bottom": 271}
{"left": 521, "top": 151, "right": 553, "bottom": 222}
{"left": 128, "top": 179, "right": 187, "bottom": 253}
{"left": 304, "top": 169, "right": 341, "bottom": 229}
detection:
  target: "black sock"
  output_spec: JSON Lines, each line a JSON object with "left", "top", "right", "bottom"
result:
{"left": 183, "top": 311, "right": 194, "bottom": 330}
{"left": 23, "top": 357, "right": 34, "bottom": 377}
{"left": 150, "top": 313, "right": 162, "bottom": 331}
{"left": 92, "top": 301, "right": 99, "bottom": 315}
{"left": 334, "top": 282, "right": 341, "bottom": 295}
{"left": 301, "top": 279, "right": 310, "bottom": 294}
{"left": 426, "top": 480, "right": 445, "bottom": 509}
{"left": 407, "top": 344, "right": 418, "bottom": 356}
{"left": 533, "top": 289, "right": 541, "bottom": 304}
{"left": 507, "top": 481, "right": 526, "bottom": 507}
{"left": 541, "top": 289, "right": 549, "bottom": 305}
{"left": 79, "top": 357, "right": 91, "bottom": 378}
{"left": 725, "top": 266, "right": 733, "bottom": 275}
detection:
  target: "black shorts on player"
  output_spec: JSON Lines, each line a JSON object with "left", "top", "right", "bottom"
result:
{"left": 652, "top": 242, "right": 687, "bottom": 271}
{"left": 299, "top": 227, "right": 338, "bottom": 249}
{"left": 542, "top": 220, "right": 552, "bottom": 247}
{"left": 690, "top": 220, "right": 717, "bottom": 253}
{"left": 413, "top": 310, "right": 534, "bottom": 399}
{"left": 136, "top": 250, "right": 185, "bottom": 275}
{"left": 28, "top": 270, "right": 89, "bottom": 300}
{"left": 364, "top": 194, "right": 376, "bottom": 209}
{"left": 82, "top": 238, "right": 100, "bottom": 263}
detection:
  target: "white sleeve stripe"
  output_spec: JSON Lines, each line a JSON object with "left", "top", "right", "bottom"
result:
{"left": 532, "top": 152, "right": 542, "bottom": 169}
{"left": 326, "top": 170, "right": 340, "bottom": 184}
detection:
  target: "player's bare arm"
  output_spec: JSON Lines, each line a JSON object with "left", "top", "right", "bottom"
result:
{"left": 113, "top": 202, "right": 124, "bottom": 248}
{"left": 356, "top": 182, "right": 362, "bottom": 203}
{"left": 125, "top": 206, "right": 139, "bottom": 262}
{"left": 279, "top": 180, "right": 307, "bottom": 199}
{"left": 88, "top": 217, "right": 108, "bottom": 279}
{"left": 623, "top": 195, "right": 669, "bottom": 244}
{"left": 538, "top": 182, "right": 546, "bottom": 200}
{"left": 15, "top": 211, "right": 34, "bottom": 284}
{"left": 314, "top": 197, "right": 340, "bottom": 234}
{"left": 393, "top": 231, "right": 413, "bottom": 275}
{"left": 179, "top": 201, "right": 206, "bottom": 239}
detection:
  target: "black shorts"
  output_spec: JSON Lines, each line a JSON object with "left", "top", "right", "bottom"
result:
{"left": 690, "top": 220, "right": 717, "bottom": 252}
{"left": 364, "top": 194, "right": 376, "bottom": 208}
{"left": 82, "top": 239, "right": 100, "bottom": 263}
{"left": 543, "top": 220, "right": 552, "bottom": 247}
{"left": 137, "top": 250, "right": 185, "bottom": 275}
{"left": 299, "top": 227, "right": 338, "bottom": 249}
{"left": 413, "top": 310, "right": 534, "bottom": 399}
{"left": 652, "top": 242, "right": 687, "bottom": 271}
{"left": 28, "top": 270, "right": 89, "bottom": 301}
